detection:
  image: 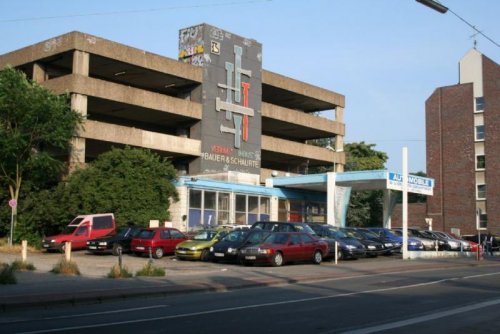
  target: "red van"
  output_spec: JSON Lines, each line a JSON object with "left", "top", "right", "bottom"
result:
{"left": 42, "top": 213, "right": 116, "bottom": 252}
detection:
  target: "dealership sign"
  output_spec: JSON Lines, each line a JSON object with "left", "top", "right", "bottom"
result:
{"left": 387, "top": 172, "right": 434, "bottom": 196}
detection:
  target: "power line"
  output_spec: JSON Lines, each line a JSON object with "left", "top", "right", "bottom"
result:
{"left": 0, "top": 0, "right": 272, "bottom": 23}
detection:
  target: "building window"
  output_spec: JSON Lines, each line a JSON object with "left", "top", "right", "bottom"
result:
{"left": 235, "top": 194, "right": 247, "bottom": 225}
{"left": 475, "top": 125, "right": 485, "bottom": 141}
{"left": 217, "top": 192, "right": 230, "bottom": 225}
{"left": 476, "top": 155, "right": 485, "bottom": 170}
{"left": 475, "top": 97, "right": 485, "bottom": 112}
{"left": 477, "top": 184, "right": 486, "bottom": 200}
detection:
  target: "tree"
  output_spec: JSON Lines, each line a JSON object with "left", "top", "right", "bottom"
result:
{"left": 39, "top": 147, "right": 179, "bottom": 233}
{"left": 0, "top": 67, "right": 82, "bottom": 243}
{"left": 344, "top": 142, "right": 388, "bottom": 227}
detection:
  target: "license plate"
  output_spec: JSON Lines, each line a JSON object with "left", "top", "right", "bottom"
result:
{"left": 177, "top": 250, "right": 186, "bottom": 254}
{"left": 88, "top": 246, "right": 97, "bottom": 250}
{"left": 42, "top": 244, "right": 49, "bottom": 248}
{"left": 245, "top": 256, "right": 256, "bottom": 260}
{"left": 136, "top": 246, "right": 145, "bottom": 250}
{"left": 214, "top": 253, "right": 225, "bottom": 257}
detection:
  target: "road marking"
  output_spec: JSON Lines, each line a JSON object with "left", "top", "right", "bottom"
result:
{"left": 337, "top": 297, "right": 500, "bottom": 334}
{"left": 16, "top": 271, "right": 500, "bottom": 334}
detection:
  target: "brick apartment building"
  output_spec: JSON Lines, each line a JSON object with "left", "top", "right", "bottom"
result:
{"left": 425, "top": 49, "right": 500, "bottom": 236}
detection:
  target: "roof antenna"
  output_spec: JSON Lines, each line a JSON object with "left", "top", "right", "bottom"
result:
{"left": 470, "top": 28, "right": 480, "bottom": 49}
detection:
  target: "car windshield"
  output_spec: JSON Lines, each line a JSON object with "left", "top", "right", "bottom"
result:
{"left": 115, "top": 228, "right": 130, "bottom": 237}
{"left": 263, "top": 233, "right": 289, "bottom": 245}
{"left": 326, "top": 226, "right": 347, "bottom": 238}
{"left": 61, "top": 226, "right": 78, "bottom": 235}
{"left": 193, "top": 230, "right": 218, "bottom": 241}
{"left": 245, "top": 230, "right": 270, "bottom": 245}
{"left": 222, "top": 230, "right": 248, "bottom": 242}
{"left": 343, "top": 229, "right": 363, "bottom": 239}
{"left": 137, "top": 229, "right": 155, "bottom": 239}
{"left": 359, "top": 229, "right": 379, "bottom": 238}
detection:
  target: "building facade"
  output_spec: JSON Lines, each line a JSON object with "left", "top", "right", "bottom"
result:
{"left": 0, "top": 25, "right": 346, "bottom": 230}
{"left": 426, "top": 49, "right": 500, "bottom": 235}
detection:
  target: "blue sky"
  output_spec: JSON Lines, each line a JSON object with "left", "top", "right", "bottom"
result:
{"left": 1, "top": 0, "right": 499, "bottom": 173}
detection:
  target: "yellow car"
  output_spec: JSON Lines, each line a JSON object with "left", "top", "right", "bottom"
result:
{"left": 175, "top": 229, "right": 229, "bottom": 261}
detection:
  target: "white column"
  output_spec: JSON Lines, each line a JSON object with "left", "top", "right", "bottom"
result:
{"left": 402, "top": 147, "right": 409, "bottom": 260}
{"left": 327, "top": 172, "right": 336, "bottom": 226}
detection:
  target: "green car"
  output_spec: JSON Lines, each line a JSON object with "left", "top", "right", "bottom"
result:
{"left": 175, "top": 229, "right": 229, "bottom": 261}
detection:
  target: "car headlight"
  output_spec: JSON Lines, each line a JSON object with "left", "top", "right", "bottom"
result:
{"left": 86, "top": 241, "right": 90, "bottom": 245}
{"left": 99, "top": 242, "right": 107, "bottom": 246}
{"left": 209, "top": 247, "right": 214, "bottom": 252}
{"left": 384, "top": 243, "right": 393, "bottom": 247}
{"left": 190, "top": 246, "right": 197, "bottom": 251}
{"left": 258, "top": 248, "right": 272, "bottom": 254}
{"left": 367, "top": 245, "right": 376, "bottom": 250}
{"left": 345, "top": 245, "right": 356, "bottom": 250}
{"left": 228, "top": 247, "right": 237, "bottom": 254}
{"left": 409, "top": 241, "right": 417, "bottom": 246}
{"left": 51, "top": 240, "right": 56, "bottom": 243}
{"left": 449, "top": 241, "right": 459, "bottom": 247}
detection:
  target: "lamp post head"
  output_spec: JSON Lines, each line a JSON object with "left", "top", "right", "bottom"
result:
{"left": 416, "top": 0, "right": 448, "bottom": 14}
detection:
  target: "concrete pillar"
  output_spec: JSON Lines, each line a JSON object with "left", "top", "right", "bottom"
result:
{"left": 335, "top": 107, "right": 345, "bottom": 172}
{"left": 383, "top": 189, "right": 392, "bottom": 229}
{"left": 32, "top": 63, "right": 47, "bottom": 83}
{"left": 270, "top": 196, "right": 279, "bottom": 221}
{"left": 69, "top": 94, "right": 88, "bottom": 172}
{"left": 327, "top": 172, "right": 336, "bottom": 225}
{"left": 72, "top": 50, "right": 89, "bottom": 76}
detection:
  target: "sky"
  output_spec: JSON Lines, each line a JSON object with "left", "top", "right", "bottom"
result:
{"left": 1, "top": 0, "right": 499, "bottom": 173}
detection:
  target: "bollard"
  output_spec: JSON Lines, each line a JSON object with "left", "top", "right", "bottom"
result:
{"left": 65, "top": 241, "right": 72, "bottom": 262}
{"left": 21, "top": 240, "right": 28, "bottom": 263}
{"left": 148, "top": 246, "right": 153, "bottom": 261}
{"left": 118, "top": 247, "right": 123, "bottom": 270}
{"left": 334, "top": 241, "right": 338, "bottom": 265}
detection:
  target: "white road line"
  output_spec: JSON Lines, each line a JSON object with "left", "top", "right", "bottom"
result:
{"left": 16, "top": 271, "right": 500, "bottom": 334}
{"left": 338, "top": 298, "right": 500, "bottom": 334}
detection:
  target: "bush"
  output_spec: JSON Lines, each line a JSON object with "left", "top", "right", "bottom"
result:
{"left": 11, "top": 260, "right": 36, "bottom": 271}
{"left": 107, "top": 264, "right": 133, "bottom": 278}
{"left": 135, "top": 261, "right": 165, "bottom": 277}
{"left": 51, "top": 259, "right": 80, "bottom": 275}
{"left": 0, "top": 263, "right": 17, "bottom": 284}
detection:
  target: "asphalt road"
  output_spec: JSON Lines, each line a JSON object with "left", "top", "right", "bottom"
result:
{"left": 1, "top": 262, "right": 499, "bottom": 334}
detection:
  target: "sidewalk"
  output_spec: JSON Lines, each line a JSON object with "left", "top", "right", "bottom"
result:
{"left": 1, "top": 252, "right": 499, "bottom": 312}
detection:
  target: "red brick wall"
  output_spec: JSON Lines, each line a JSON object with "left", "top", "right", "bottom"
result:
{"left": 390, "top": 203, "right": 428, "bottom": 230}
{"left": 483, "top": 55, "right": 500, "bottom": 233}
{"left": 425, "top": 83, "right": 477, "bottom": 234}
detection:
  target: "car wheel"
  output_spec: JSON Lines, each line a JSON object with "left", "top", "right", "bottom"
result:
{"left": 112, "top": 243, "right": 123, "bottom": 256}
{"left": 153, "top": 247, "right": 164, "bottom": 259}
{"left": 313, "top": 250, "right": 322, "bottom": 264}
{"left": 201, "top": 249, "right": 210, "bottom": 261}
{"left": 336, "top": 249, "right": 344, "bottom": 261}
{"left": 271, "top": 252, "right": 284, "bottom": 267}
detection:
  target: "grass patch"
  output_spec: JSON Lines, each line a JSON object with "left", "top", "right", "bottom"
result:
{"left": 0, "top": 238, "right": 41, "bottom": 254}
{"left": 107, "top": 264, "right": 133, "bottom": 278}
{"left": 11, "top": 260, "right": 36, "bottom": 271}
{"left": 51, "top": 259, "right": 80, "bottom": 275}
{"left": 135, "top": 261, "right": 165, "bottom": 277}
{"left": 0, "top": 263, "right": 17, "bottom": 284}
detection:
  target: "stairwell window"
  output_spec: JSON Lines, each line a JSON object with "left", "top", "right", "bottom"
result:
{"left": 476, "top": 155, "right": 485, "bottom": 170}
{"left": 477, "top": 184, "right": 486, "bottom": 200}
{"left": 475, "top": 97, "right": 485, "bottom": 112}
{"left": 475, "top": 125, "right": 485, "bottom": 141}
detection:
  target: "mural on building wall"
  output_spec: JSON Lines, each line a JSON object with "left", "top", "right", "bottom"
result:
{"left": 179, "top": 24, "right": 262, "bottom": 175}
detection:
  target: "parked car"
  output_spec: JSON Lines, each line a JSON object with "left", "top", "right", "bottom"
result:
{"left": 131, "top": 227, "right": 187, "bottom": 259}
{"left": 341, "top": 227, "right": 386, "bottom": 257}
{"left": 463, "top": 234, "right": 500, "bottom": 251}
{"left": 250, "top": 221, "right": 317, "bottom": 235}
{"left": 419, "top": 230, "right": 447, "bottom": 250}
{"left": 429, "top": 231, "right": 467, "bottom": 251}
{"left": 392, "top": 228, "right": 437, "bottom": 251}
{"left": 367, "top": 227, "right": 424, "bottom": 251}
{"left": 175, "top": 228, "right": 230, "bottom": 261}
{"left": 86, "top": 226, "right": 142, "bottom": 255}
{"left": 449, "top": 233, "right": 476, "bottom": 252}
{"left": 42, "top": 213, "right": 116, "bottom": 252}
{"left": 353, "top": 228, "right": 399, "bottom": 255}
{"left": 308, "top": 223, "right": 366, "bottom": 260}
{"left": 209, "top": 229, "right": 271, "bottom": 262}
{"left": 238, "top": 232, "right": 329, "bottom": 267}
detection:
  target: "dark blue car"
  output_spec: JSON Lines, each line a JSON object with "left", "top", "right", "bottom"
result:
{"left": 367, "top": 227, "right": 424, "bottom": 251}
